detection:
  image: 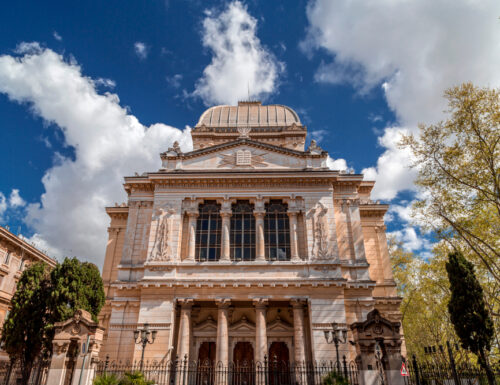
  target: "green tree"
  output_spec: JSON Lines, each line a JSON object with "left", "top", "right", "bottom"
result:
{"left": 399, "top": 83, "right": 500, "bottom": 285}
{"left": 48, "top": 257, "right": 105, "bottom": 323}
{"left": 1, "top": 257, "right": 105, "bottom": 385}
{"left": 446, "top": 252, "right": 495, "bottom": 384}
{"left": 1, "top": 262, "right": 51, "bottom": 385}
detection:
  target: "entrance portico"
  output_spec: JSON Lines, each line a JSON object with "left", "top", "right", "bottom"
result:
{"left": 185, "top": 299, "right": 301, "bottom": 366}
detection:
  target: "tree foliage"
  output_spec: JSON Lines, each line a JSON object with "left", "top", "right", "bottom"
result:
{"left": 1, "top": 262, "right": 51, "bottom": 385}
{"left": 1, "top": 257, "right": 105, "bottom": 385}
{"left": 399, "top": 83, "right": 500, "bottom": 284}
{"left": 446, "top": 251, "right": 496, "bottom": 384}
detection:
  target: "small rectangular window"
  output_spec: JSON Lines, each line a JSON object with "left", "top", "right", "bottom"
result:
{"left": 4, "top": 252, "right": 10, "bottom": 265}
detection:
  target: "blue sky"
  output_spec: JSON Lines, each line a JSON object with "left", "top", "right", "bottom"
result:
{"left": 0, "top": 0, "right": 499, "bottom": 265}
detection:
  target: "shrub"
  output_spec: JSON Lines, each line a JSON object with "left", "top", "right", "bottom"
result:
{"left": 322, "top": 371, "right": 349, "bottom": 385}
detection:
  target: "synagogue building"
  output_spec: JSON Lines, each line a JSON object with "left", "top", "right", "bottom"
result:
{"left": 99, "top": 101, "right": 402, "bottom": 368}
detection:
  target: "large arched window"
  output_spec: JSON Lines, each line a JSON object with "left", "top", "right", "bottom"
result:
{"left": 230, "top": 201, "right": 255, "bottom": 261}
{"left": 264, "top": 200, "right": 290, "bottom": 261}
{"left": 195, "top": 201, "right": 221, "bottom": 262}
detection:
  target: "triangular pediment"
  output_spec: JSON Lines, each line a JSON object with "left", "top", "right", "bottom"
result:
{"left": 194, "top": 315, "right": 218, "bottom": 332}
{"left": 229, "top": 316, "right": 256, "bottom": 332}
{"left": 266, "top": 316, "right": 293, "bottom": 333}
{"left": 169, "top": 139, "right": 327, "bottom": 171}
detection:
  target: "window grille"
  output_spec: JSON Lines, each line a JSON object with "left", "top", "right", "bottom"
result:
{"left": 195, "top": 201, "right": 221, "bottom": 262}
{"left": 264, "top": 200, "right": 290, "bottom": 261}
{"left": 230, "top": 201, "right": 255, "bottom": 261}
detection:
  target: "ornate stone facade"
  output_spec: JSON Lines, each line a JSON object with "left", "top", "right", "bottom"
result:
{"left": 99, "top": 101, "right": 402, "bottom": 366}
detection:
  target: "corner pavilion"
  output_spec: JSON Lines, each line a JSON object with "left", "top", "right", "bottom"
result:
{"left": 99, "top": 101, "right": 402, "bottom": 369}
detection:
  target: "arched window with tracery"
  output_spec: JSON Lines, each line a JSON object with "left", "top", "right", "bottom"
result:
{"left": 230, "top": 201, "right": 255, "bottom": 261}
{"left": 195, "top": 201, "right": 221, "bottom": 262}
{"left": 264, "top": 200, "right": 290, "bottom": 261}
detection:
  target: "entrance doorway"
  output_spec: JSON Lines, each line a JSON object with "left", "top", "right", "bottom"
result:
{"left": 268, "top": 342, "right": 290, "bottom": 385}
{"left": 198, "top": 342, "right": 216, "bottom": 365}
{"left": 197, "top": 342, "right": 216, "bottom": 385}
{"left": 268, "top": 342, "right": 290, "bottom": 365}
{"left": 232, "top": 342, "right": 254, "bottom": 385}
{"left": 233, "top": 342, "right": 254, "bottom": 365}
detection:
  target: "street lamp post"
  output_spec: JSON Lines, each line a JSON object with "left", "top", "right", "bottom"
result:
{"left": 134, "top": 323, "right": 157, "bottom": 372}
{"left": 323, "top": 322, "right": 348, "bottom": 371}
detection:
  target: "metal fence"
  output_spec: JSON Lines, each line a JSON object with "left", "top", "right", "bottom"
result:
{"left": 94, "top": 356, "right": 359, "bottom": 385}
{"left": 0, "top": 360, "right": 49, "bottom": 385}
{"left": 403, "top": 355, "right": 500, "bottom": 385}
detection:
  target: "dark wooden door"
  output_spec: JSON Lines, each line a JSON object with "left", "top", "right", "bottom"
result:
{"left": 268, "top": 342, "right": 290, "bottom": 385}
{"left": 198, "top": 342, "right": 216, "bottom": 365}
{"left": 233, "top": 342, "right": 254, "bottom": 365}
{"left": 232, "top": 342, "right": 254, "bottom": 385}
{"left": 197, "top": 342, "right": 216, "bottom": 385}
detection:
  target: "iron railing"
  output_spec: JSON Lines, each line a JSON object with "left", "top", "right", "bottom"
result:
{"left": 94, "top": 356, "right": 359, "bottom": 385}
{"left": 403, "top": 355, "right": 500, "bottom": 385}
{"left": 0, "top": 360, "right": 49, "bottom": 385}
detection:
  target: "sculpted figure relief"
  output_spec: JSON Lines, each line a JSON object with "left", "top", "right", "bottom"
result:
{"left": 148, "top": 205, "right": 175, "bottom": 262}
{"left": 309, "top": 202, "right": 331, "bottom": 260}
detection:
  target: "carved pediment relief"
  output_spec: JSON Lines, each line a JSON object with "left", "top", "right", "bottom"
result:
{"left": 229, "top": 315, "right": 255, "bottom": 332}
{"left": 218, "top": 150, "right": 267, "bottom": 169}
{"left": 194, "top": 315, "right": 218, "bottom": 332}
{"left": 266, "top": 316, "right": 293, "bottom": 333}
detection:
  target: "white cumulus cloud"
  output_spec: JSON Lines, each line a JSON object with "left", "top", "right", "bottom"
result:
{"left": 8, "top": 189, "right": 26, "bottom": 208}
{"left": 193, "top": 1, "right": 284, "bottom": 106}
{"left": 0, "top": 45, "right": 192, "bottom": 265}
{"left": 303, "top": 0, "right": 500, "bottom": 200}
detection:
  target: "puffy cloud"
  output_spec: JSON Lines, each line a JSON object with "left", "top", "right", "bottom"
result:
{"left": 134, "top": 42, "right": 149, "bottom": 60}
{"left": 326, "top": 156, "right": 347, "bottom": 172}
{"left": 388, "top": 227, "right": 431, "bottom": 253}
{"left": 193, "top": 1, "right": 284, "bottom": 106}
{"left": 0, "top": 46, "right": 192, "bottom": 265}
{"left": 303, "top": 0, "right": 500, "bottom": 200}
{"left": 8, "top": 189, "right": 26, "bottom": 208}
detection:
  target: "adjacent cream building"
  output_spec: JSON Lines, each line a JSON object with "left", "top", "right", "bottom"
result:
{"left": 0, "top": 225, "right": 57, "bottom": 359}
{"left": 99, "top": 101, "right": 401, "bottom": 367}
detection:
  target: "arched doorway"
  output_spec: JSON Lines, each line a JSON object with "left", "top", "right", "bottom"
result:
{"left": 233, "top": 342, "right": 254, "bottom": 385}
{"left": 197, "top": 342, "right": 216, "bottom": 385}
{"left": 268, "top": 342, "right": 290, "bottom": 385}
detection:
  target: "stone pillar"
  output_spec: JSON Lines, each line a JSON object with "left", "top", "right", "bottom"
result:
{"left": 291, "top": 299, "right": 307, "bottom": 363}
{"left": 288, "top": 210, "right": 300, "bottom": 261}
{"left": 254, "top": 210, "right": 266, "bottom": 261}
{"left": 177, "top": 299, "right": 193, "bottom": 361}
{"left": 46, "top": 343, "right": 70, "bottom": 385}
{"left": 186, "top": 213, "right": 198, "bottom": 261}
{"left": 253, "top": 299, "right": 268, "bottom": 363}
{"left": 220, "top": 211, "right": 232, "bottom": 261}
{"left": 216, "top": 299, "right": 231, "bottom": 369}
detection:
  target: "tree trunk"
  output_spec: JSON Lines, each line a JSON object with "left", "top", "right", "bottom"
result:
{"left": 478, "top": 348, "right": 496, "bottom": 385}
{"left": 20, "top": 357, "right": 35, "bottom": 385}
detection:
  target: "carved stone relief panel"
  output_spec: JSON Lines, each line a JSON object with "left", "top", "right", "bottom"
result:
{"left": 147, "top": 202, "right": 176, "bottom": 262}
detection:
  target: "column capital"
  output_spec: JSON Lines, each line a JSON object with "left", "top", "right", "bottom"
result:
{"left": 287, "top": 210, "right": 300, "bottom": 218}
{"left": 186, "top": 211, "right": 199, "bottom": 218}
{"left": 220, "top": 210, "right": 232, "bottom": 218}
{"left": 290, "top": 298, "right": 307, "bottom": 309}
{"left": 253, "top": 298, "right": 269, "bottom": 309}
{"left": 178, "top": 298, "right": 194, "bottom": 309}
{"left": 215, "top": 298, "right": 231, "bottom": 309}
{"left": 374, "top": 225, "right": 387, "bottom": 233}
{"left": 253, "top": 210, "right": 266, "bottom": 218}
